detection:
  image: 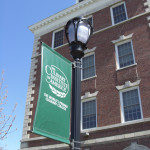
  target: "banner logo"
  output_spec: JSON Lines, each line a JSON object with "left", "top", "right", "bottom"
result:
{"left": 45, "top": 65, "right": 69, "bottom": 98}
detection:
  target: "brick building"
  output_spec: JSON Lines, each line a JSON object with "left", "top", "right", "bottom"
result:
{"left": 20, "top": 0, "right": 150, "bottom": 149}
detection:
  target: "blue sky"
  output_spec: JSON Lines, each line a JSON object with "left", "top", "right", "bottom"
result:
{"left": 0, "top": 0, "right": 75, "bottom": 149}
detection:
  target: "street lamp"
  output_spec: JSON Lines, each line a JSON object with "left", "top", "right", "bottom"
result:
{"left": 65, "top": 17, "right": 93, "bottom": 150}
{"left": 65, "top": 17, "right": 93, "bottom": 60}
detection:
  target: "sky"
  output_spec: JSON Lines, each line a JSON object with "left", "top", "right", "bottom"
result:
{"left": 0, "top": 0, "right": 75, "bottom": 149}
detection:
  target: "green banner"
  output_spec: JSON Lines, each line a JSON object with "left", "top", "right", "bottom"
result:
{"left": 33, "top": 43, "right": 72, "bottom": 144}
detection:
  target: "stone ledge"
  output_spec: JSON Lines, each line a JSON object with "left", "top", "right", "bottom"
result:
{"left": 20, "top": 129, "right": 150, "bottom": 149}
{"left": 82, "top": 117, "right": 150, "bottom": 133}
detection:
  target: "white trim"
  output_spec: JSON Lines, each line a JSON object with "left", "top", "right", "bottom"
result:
{"left": 52, "top": 27, "right": 64, "bottom": 49}
{"left": 83, "top": 130, "right": 150, "bottom": 146}
{"left": 86, "top": 15, "right": 94, "bottom": 27}
{"left": 22, "top": 135, "right": 29, "bottom": 140}
{"left": 110, "top": 1, "right": 128, "bottom": 25}
{"left": 20, "top": 136, "right": 46, "bottom": 142}
{"left": 82, "top": 75, "right": 97, "bottom": 81}
{"left": 84, "top": 47, "right": 96, "bottom": 55}
{"left": 21, "top": 35, "right": 40, "bottom": 141}
{"left": 20, "top": 129, "right": 150, "bottom": 149}
{"left": 21, "top": 143, "right": 69, "bottom": 150}
{"left": 21, "top": 117, "right": 150, "bottom": 142}
{"left": 144, "top": 0, "right": 150, "bottom": 12}
{"left": 119, "top": 86, "right": 143, "bottom": 123}
{"left": 81, "top": 91, "right": 99, "bottom": 100}
{"left": 53, "top": 42, "right": 68, "bottom": 50}
{"left": 82, "top": 117, "right": 150, "bottom": 133}
{"left": 123, "top": 142, "right": 150, "bottom": 150}
{"left": 81, "top": 97, "right": 97, "bottom": 131}
{"left": 116, "top": 63, "right": 137, "bottom": 71}
{"left": 144, "top": 0, "right": 150, "bottom": 6}
{"left": 20, "top": 117, "right": 150, "bottom": 142}
{"left": 115, "top": 39, "right": 136, "bottom": 70}
{"left": 112, "top": 33, "right": 133, "bottom": 44}
{"left": 145, "top": 0, "right": 150, "bottom": 29}
{"left": 116, "top": 79, "right": 141, "bottom": 90}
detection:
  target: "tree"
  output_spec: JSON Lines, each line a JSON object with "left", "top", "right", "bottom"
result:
{"left": 0, "top": 71, "right": 17, "bottom": 140}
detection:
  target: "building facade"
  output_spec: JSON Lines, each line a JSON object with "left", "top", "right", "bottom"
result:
{"left": 20, "top": 0, "right": 150, "bottom": 149}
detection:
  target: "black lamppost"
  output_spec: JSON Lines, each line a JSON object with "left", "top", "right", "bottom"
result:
{"left": 65, "top": 17, "right": 93, "bottom": 150}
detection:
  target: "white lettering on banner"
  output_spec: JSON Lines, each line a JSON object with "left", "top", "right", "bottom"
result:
{"left": 45, "top": 65, "right": 69, "bottom": 98}
{"left": 44, "top": 93, "right": 68, "bottom": 111}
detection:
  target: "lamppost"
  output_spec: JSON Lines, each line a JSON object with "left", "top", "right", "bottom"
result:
{"left": 65, "top": 17, "right": 93, "bottom": 150}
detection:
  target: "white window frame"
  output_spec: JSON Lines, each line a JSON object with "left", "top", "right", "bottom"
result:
{"left": 119, "top": 86, "right": 143, "bottom": 123}
{"left": 110, "top": 1, "right": 128, "bottom": 25}
{"left": 115, "top": 39, "right": 136, "bottom": 70}
{"left": 81, "top": 53, "right": 96, "bottom": 81}
{"left": 52, "top": 28, "right": 64, "bottom": 49}
{"left": 86, "top": 15, "right": 93, "bottom": 27}
{"left": 81, "top": 97, "right": 97, "bottom": 131}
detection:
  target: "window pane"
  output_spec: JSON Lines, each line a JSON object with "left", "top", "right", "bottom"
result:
{"left": 118, "top": 42, "right": 134, "bottom": 68}
{"left": 122, "top": 89, "right": 142, "bottom": 122}
{"left": 82, "top": 100, "right": 96, "bottom": 129}
{"left": 112, "top": 3, "right": 127, "bottom": 24}
{"left": 54, "top": 30, "right": 64, "bottom": 48}
{"left": 87, "top": 17, "right": 93, "bottom": 27}
{"left": 82, "top": 54, "right": 95, "bottom": 79}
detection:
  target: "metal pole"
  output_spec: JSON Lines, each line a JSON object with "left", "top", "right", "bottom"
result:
{"left": 71, "top": 58, "right": 81, "bottom": 150}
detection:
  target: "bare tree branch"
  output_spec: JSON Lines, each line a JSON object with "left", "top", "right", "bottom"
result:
{"left": 0, "top": 71, "right": 17, "bottom": 140}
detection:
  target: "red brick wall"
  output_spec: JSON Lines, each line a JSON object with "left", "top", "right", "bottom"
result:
{"left": 93, "top": 0, "right": 146, "bottom": 31}
{"left": 89, "top": 14, "right": 150, "bottom": 127}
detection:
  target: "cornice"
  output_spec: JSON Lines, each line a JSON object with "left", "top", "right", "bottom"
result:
{"left": 29, "top": 0, "right": 121, "bottom": 36}
{"left": 29, "top": 0, "right": 95, "bottom": 33}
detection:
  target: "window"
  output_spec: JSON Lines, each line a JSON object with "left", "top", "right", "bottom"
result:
{"left": 120, "top": 87, "right": 142, "bottom": 122}
{"left": 87, "top": 17, "right": 93, "bottom": 27}
{"left": 82, "top": 54, "right": 95, "bottom": 80}
{"left": 82, "top": 99, "right": 97, "bottom": 129}
{"left": 53, "top": 29, "right": 64, "bottom": 48}
{"left": 111, "top": 2, "right": 127, "bottom": 24}
{"left": 116, "top": 40, "right": 135, "bottom": 69}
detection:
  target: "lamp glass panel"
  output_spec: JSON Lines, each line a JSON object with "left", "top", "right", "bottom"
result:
{"left": 77, "top": 21, "right": 90, "bottom": 44}
{"left": 68, "top": 22, "right": 75, "bottom": 43}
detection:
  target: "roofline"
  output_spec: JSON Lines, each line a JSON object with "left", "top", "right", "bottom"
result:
{"left": 28, "top": 0, "right": 95, "bottom": 32}
{"left": 28, "top": 0, "right": 121, "bottom": 35}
